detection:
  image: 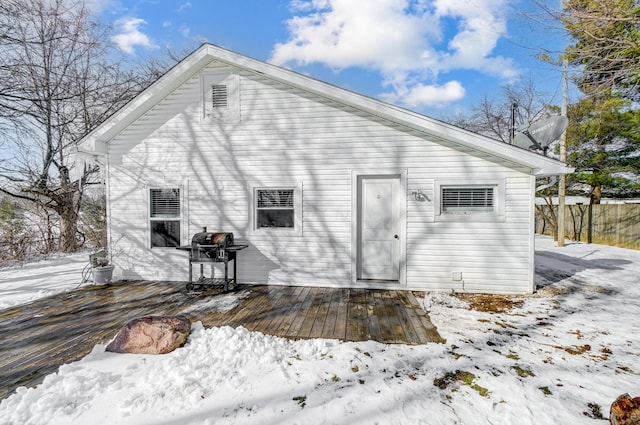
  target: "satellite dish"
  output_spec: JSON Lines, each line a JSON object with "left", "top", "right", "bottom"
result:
{"left": 512, "top": 116, "right": 569, "bottom": 152}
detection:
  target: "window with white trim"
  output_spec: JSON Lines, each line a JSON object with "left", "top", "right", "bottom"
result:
{"left": 149, "top": 188, "right": 181, "bottom": 247}
{"left": 434, "top": 180, "right": 505, "bottom": 222}
{"left": 256, "top": 189, "right": 294, "bottom": 228}
{"left": 249, "top": 183, "right": 302, "bottom": 235}
{"left": 442, "top": 186, "right": 494, "bottom": 212}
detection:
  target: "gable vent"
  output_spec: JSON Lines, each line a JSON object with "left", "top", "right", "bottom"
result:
{"left": 211, "top": 85, "right": 228, "bottom": 108}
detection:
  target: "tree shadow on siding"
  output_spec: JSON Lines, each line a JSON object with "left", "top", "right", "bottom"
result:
{"left": 105, "top": 62, "right": 537, "bottom": 291}
{"left": 178, "top": 69, "right": 362, "bottom": 285}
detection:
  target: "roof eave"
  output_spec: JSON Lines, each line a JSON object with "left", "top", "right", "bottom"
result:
{"left": 533, "top": 164, "right": 575, "bottom": 177}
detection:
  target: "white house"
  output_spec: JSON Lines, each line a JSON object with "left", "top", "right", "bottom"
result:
{"left": 78, "top": 44, "right": 572, "bottom": 294}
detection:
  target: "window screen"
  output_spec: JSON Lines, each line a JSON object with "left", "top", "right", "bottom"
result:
{"left": 256, "top": 189, "right": 295, "bottom": 228}
{"left": 150, "top": 188, "right": 180, "bottom": 247}
{"left": 442, "top": 187, "right": 494, "bottom": 212}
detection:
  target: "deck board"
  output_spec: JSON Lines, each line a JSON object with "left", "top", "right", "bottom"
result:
{"left": 219, "top": 287, "right": 269, "bottom": 327}
{"left": 309, "top": 288, "right": 333, "bottom": 338}
{"left": 285, "top": 287, "right": 316, "bottom": 338}
{"left": 0, "top": 281, "right": 442, "bottom": 400}
{"left": 321, "top": 289, "right": 340, "bottom": 339}
{"left": 296, "top": 287, "right": 324, "bottom": 338}
{"left": 332, "top": 289, "right": 349, "bottom": 341}
{"left": 346, "top": 288, "right": 367, "bottom": 341}
{"left": 273, "top": 286, "right": 309, "bottom": 336}
{"left": 249, "top": 285, "right": 291, "bottom": 335}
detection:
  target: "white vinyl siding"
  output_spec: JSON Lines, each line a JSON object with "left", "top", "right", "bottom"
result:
{"left": 106, "top": 62, "right": 535, "bottom": 293}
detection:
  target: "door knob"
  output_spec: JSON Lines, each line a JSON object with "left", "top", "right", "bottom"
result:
{"left": 394, "top": 235, "right": 399, "bottom": 239}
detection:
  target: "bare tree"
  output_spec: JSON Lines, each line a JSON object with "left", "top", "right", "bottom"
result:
{"left": 0, "top": 0, "right": 159, "bottom": 252}
{"left": 561, "top": 0, "right": 640, "bottom": 100}
{"left": 442, "top": 77, "right": 553, "bottom": 143}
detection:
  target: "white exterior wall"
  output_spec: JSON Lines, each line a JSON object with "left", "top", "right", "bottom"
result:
{"left": 106, "top": 63, "right": 536, "bottom": 294}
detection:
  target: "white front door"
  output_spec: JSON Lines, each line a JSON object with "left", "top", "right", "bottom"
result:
{"left": 358, "top": 175, "right": 400, "bottom": 281}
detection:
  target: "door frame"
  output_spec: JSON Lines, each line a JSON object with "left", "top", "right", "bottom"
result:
{"left": 351, "top": 169, "right": 407, "bottom": 285}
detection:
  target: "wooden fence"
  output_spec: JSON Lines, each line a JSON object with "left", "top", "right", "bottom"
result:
{"left": 535, "top": 203, "right": 640, "bottom": 250}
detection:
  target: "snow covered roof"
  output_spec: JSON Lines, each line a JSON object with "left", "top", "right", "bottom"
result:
{"left": 77, "top": 43, "right": 573, "bottom": 177}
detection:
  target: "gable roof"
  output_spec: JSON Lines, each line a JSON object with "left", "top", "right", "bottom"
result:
{"left": 78, "top": 43, "right": 573, "bottom": 177}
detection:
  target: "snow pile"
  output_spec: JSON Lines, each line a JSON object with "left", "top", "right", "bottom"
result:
{"left": 1, "top": 236, "right": 639, "bottom": 424}
{"left": 2, "top": 324, "right": 456, "bottom": 425}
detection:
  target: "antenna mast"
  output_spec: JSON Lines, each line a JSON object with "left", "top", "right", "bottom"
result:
{"left": 510, "top": 103, "right": 517, "bottom": 143}
{"left": 557, "top": 59, "right": 568, "bottom": 247}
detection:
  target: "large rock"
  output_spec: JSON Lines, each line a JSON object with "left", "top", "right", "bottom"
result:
{"left": 610, "top": 393, "right": 640, "bottom": 425}
{"left": 106, "top": 315, "right": 191, "bottom": 354}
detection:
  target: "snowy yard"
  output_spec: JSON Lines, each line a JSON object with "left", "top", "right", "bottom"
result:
{"left": 0, "top": 236, "right": 639, "bottom": 424}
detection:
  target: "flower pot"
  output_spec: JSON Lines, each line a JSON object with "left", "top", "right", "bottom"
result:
{"left": 93, "top": 265, "right": 114, "bottom": 284}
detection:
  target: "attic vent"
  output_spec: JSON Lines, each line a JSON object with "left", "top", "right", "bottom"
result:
{"left": 442, "top": 187, "right": 494, "bottom": 212}
{"left": 211, "top": 85, "right": 228, "bottom": 108}
{"left": 201, "top": 72, "right": 239, "bottom": 122}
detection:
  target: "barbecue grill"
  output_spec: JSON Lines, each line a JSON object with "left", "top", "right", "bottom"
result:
{"left": 176, "top": 229, "right": 248, "bottom": 291}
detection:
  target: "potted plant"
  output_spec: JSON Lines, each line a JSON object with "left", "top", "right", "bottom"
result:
{"left": 90, "top": 250, "right": 114, "bottom": 284}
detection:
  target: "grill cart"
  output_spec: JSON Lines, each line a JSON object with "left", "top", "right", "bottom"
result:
{"left": 176, "top": 229, "right": 248, "bottom": 291}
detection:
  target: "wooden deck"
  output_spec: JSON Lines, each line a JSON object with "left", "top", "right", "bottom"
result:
{"left": 0, "top": 281, "right": 442, "bottom": 400}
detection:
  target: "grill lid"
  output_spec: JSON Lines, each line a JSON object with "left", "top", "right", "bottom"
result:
{"left": 191, "top": 232, "right": 234, "bottom": 247}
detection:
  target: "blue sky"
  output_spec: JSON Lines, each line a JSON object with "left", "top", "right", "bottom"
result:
{"left": 91, "top": 0, "right": 571, "bottom": 118}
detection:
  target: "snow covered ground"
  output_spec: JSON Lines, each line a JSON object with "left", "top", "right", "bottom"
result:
{"left": 0, "top": 252, "right": 89, "bottom": 310}
{"left": 0, "top": 236, "right": 639, "bottom": 424}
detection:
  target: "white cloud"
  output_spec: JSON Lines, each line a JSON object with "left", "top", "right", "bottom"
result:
{"left": 85, "top": 0, "right": 121, "bottom": 15}
{"left": 271, "top": 0, "right": 517, "bottom": 108}
{"left": 179, "top": 25, "right": 193, "bottom": 38}
{"left": 112, "top": 17, "right": 157, "bottom": 54}
{"left": 177, "top": 2, "right": 192, "bottom": 13}
{"left": 382, "top": 80, "right": 466, "bottom": 108}
{"left": 432, "top": 0, "right": 516, "bottom": 79}
{"left": 271, "top": 0, "right": 441, "bottom": 74}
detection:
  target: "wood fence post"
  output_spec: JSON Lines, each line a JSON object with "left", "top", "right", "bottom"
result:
{"left": 587, "top": 203, "right": 593, "bottom": 244}
{"left": 616, "top": 204, "right": 621, "bottom": 248}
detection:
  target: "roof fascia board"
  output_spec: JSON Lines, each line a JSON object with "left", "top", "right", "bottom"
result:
{"left": 77, "top": 139, "right": 108, "bottom": 156}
